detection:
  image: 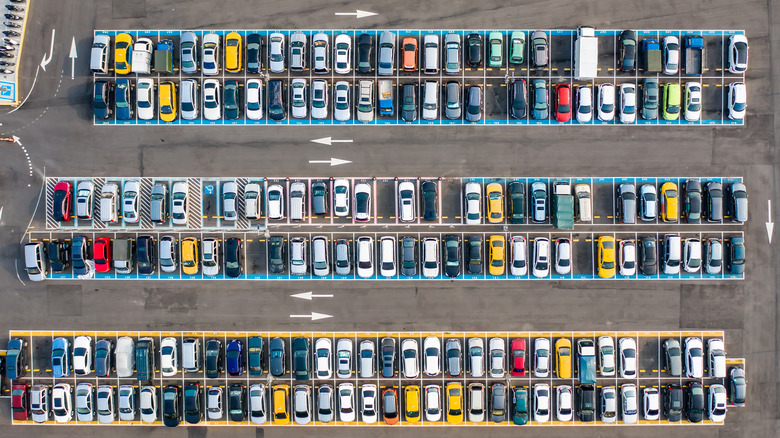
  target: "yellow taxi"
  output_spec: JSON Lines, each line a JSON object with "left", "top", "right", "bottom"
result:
{"left": 555, "top": 338, "right": 572, "bottom": 378}
{"left": 114, "top": 33, "right": 133, "bottom": 74}
{"left": 272, "top": 384, "right": 290, "bottom": 424}
{"left": 445, "top": 382, "right": 463, "bottom": 424}
{"left": 597, "top": 235, "right": 616, "bottom": 278}
{"left": 486, "top": 183, "right": 504, "bottom": 223}
{"left": 181, "top": 237, "right": 199, "bottom": 275}
{"left": 158, "top": 81, "right": 177, "bottom": 122}
{"left": 225, "top": 31, "right": 243, "bottom": 73}
{"left": 488, "top": 234, "right": 505, "bottom": 276}
{"left": 660, "top": 182, "right": 679, "bottom": 222}
{"left": 404, "top": 385, "right": 421, "bottom": 423}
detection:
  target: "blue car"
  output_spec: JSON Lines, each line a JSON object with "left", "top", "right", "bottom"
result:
{"left": 226, "top": 339, "right": 243, "bottom": 376}
{"left": 52, "top": 337, "right": 70, "bottom": 378}
{"left": 72, "top": 236, "right": 90, "bottom": 276}
{"left": 114, "top": 78, "right": 133, "bottom": 120}
{"left": 5, "top": 338, "right": 27, "bottom": 380}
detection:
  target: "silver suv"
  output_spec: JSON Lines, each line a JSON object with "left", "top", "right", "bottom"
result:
{"left": 377, "top": 31, "right": 396, "bottom": 75}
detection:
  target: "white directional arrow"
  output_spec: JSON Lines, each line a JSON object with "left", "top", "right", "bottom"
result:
{"left": 12, "top": 135, "right": 20, "bottom": 145}
{"left": 290, "top": 312, "right": 333, "bottom": 321}
{"left": 308, "top": 157, "right": 352, "bottom": 166}
{"left": 766, "top": 200, "right": 774, "bottom": 244}
{"left": 291, "top": 291, "right": 334, "bottom": 300}
{"left": 69, "top": 37, "right": 77, "bottom": 79}
{"left": 334, "top": 9, "right": 377, "bottom": 19}
{"left": 39, "top": 28, "right": 56, "bottom": 71}
{"left": 311, "top": 136, "right": 354, "bottom": 146}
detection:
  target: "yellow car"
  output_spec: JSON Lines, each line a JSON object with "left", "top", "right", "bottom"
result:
{"left": 445, "top": 382, "right": 463, "bottom": 424}
{"left": 159, "top": 81, "right": 177, "bottom": 122}
{"left": 597, "top": 236, "right": 616, "bottom": 278}
{"left": 660, "top": 182, "right": 679, "bottom": 222}
{"left": 404, "top": 385, "right": 421, "bottom": 423}
{"left": 486, "top": 183, "right": 504, "bottom": 223}
{"left": 488, "top": 235, "right": 505, "bottom": 276}
{"left": 272, "top": 384, "right": 290, "bottom": 424}
{"left": 225, "top": 31, "right": 242, "bottom": 73}
{"left": 555, "top": 338, "right": 572, "bottom": 378}
{"left": 114, "top": 33, "right": 133, "bottom": 74}
{"left": 181, "top": 237, "right": 199, "bottom": 275}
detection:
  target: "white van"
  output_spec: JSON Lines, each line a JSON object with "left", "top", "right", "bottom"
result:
{"left": 289, "top": 182, "right": 306, "bottom": 221}
{"left": 91, "top": 34, "right": 110, "bottom": 74}
{"left": 182, "top": 338, "right": 200, "bottom": 373}
{"left": 423, "top": 34, "right": 440, "bottom": 74}
{"left": 312, "top": 235, "right": 330, "bottom": 277}
{"left": 379, "top": 236, "right": 396, "bottom": 277}
{"left": 707, "top": 339, "right": 726, "bottom": 378}
{"left": 100, "top": 182, "right": 119, "bottom": 223}
{"left": 24, "top": 242, "right": 47, "bottom": 281}
{"left": 662, "top": 234, "right": 682, "bottom": 275}
{"left": 422, "top": 81, "right": 439, "bottom": 120}
{"left": 574, "top": 184, "right": 592, "bottom": 222}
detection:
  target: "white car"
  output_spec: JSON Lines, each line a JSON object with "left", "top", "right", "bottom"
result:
{"left": 73, "top": 335, "right": 92, "bottom": 376}
{"left": 291, "top": 78, "right": 307, "bottom": 119}
{"left": 554, "top": 238, "right": 571, "bottom": 275}
{"left": 423, "top": 336, "right": 441, "bottom": 376}
{"left": 136, "top": 78, "right": 155, "bottom": 120}
{"left": 424, "top": 385, "right": 442, "bottom": 422}
{"left": 246, "top": 79, "right": 263, "bottom": 120}
{"left": 203, "top": 79, "right": 221, "bottom": 120}
{"left": 117, "top": 384, "right": 135, "bottom": 421}
{"left": 510, "top": 235, "right": 527, "bottom": 276}
{"left": 115, "top": 337, "right": 135, "bottom": 377}
{"left": 206, "top": 386, "right": 222, "bottom": 420}
{"left": 334, "top": 34, "right": 352, "bottom": 74}
{"left": 601, "top": 386, "right": 617, "bottom": 423}
{"left": 576, "top": 85, "right": 592, "bottom": 123}
{"left": 359, "top": 340, "right": 375, "bottom": 378}
{"left": 467, "top": 338, "right": 484, "bottom": 377}
{"left": 315, "top": 338, "right": 332, "bottom": 379}
{"left": 334, "top": 81, "right": 351, "bottom": 121}
{"left": 171, "top": 181, "right": 188, "bottom": 225}
{"left": 534, "top": 338, "right": 550, "bottom": 377}
{"left": 333, "top": 179, "right": 350, "bottom": 217}
{"left": 533, "top": 383, "right": 550, "bottom": 423}
{"left": 267, "top": 184, "right": 284, "bottom": 220}
{"left": 643, "top": 387, "right": 660, "bottom": 421}
{"left": 727, "top": 82, "right": 746, "bottom": 120}
{"left": 468, "top": 383, "right": 485, "bottom": 422}
{"left": 621, "top": 384, "right": 638, "bottom": 424}
{"left": 598, "top": 336, "right": 615, "bottom": 376}
{"left": 421, "top": 237, "right": 439, "bottom": 278}
{"left": 401, "top": 339, "right": 419, "bottom": 378}
{"left": 708, "top": 384, "right": 727, "bottom": 422}
{"left": 75, "top": 382, "right": 94, "bottom": 422}
{"left": 532, "top": 237, "right": 550, "bottom": 278}
{"left": 160, "top": 337, "right": 178, "bottom": 377}
{"left": 336, "top": 339, "right": 353, "bottom": 379}
{"left": 122, "top": 180, "right": 139, "bottom": 223}
{"left": 488, "top": 337, "right": 505, "bottom": 378}
{"left": 597, "top": 83, "right": 615, "bottom": 121}
{"left": 619, "top": 240, "right": 636, "bottom": 276}
{"left": 338, "top": 383, "right": 355, "bottom": 422}
{"left": 398, "top": 181, "right": 416, "bottom": 222}
{"left": 353, "top": 183, "right": 372, "bottom": 221}
{"left": 311, "top": 80, "right": 329, "bottom": 119}
{"left": 464, "top": 182, "right": 482, "bottom": 224}
{"left": 139, "top": 386, "right": 157, "bottom": 423}
{"left": 663, "top": 36, "right": 680, "bottom": 75}
{"left": 180, "top": 79, "right": 199, "bottom": 120}
{"left": 356, "top": 236, "right": 373, "bottom": 278}
{"left": 357, "top": 80, "right": 374, "bottom": 123}
{"left": 684, "top": 82, "right": 702, "bottom": 122}
{"left": 268, "top": 33, "right": 285, "bottom": 73}
{"left": 249, "top": 384, "right": 267, "bottom": 425}
{"left": 52, "top": 383, "right": 73, "bottom": 423}
{"left": 222, "top": 181, "right": 237, "bottom": 221}
{"left": 685, "top": 337, "right": 704, "bottom": 378}
{"left": 360, "top": 384, "right": 378, "bottom": 424}
{"left": 202, "top": 33, "right": 220, "bottom": 75}
{"left": 96, "top": 385, "right": 115, "bottom": 424}
{"left": 245, "top": 183, "right": 261, "bottom": 220}
{"left": 379, "top": 236, "right": 396, "bottom": 277}
{"left": 556, "top": 385, "right": 573, "bottom": 422}
{"left": 618, "top": 83, "right": 636, "bottom": 124}
{"left": 202, "top": 238, "right": 220, "bottom": 277}
{"left": 728, "top": 34, "right": 748, "bottom": 73}
{"left": 708, "top": 338, "right": 727, "bottom": 378}
{"left": 618, "top": 337, "right": 637, "bottom": 378}
{"left": 75, "top": 180, "right": 94, "bottom": 219}
{"left": 312, "top": 33, "right": 329, "bottom": 74}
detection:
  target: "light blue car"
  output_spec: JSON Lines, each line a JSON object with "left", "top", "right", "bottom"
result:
{"left": 52, "top": 337, "right": 70, "bottom": 378}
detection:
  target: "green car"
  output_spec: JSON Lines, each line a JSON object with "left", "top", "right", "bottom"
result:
{"left": 512, "top": 387, "right": 528, "bottom": 425}
{"left": 488, "top": 31, "right": 503, "bottom": 67}
{"left": 662, "top": 82, "right": 681, "bottom": 121}
{"left": 510, "top": 31, "right": 526, "bottom": 64}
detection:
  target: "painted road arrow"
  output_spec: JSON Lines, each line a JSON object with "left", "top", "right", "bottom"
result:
{"left": 39, "top": 29, "right": 56, "bottom": 71}
{"left": 767, "top": 200, "right": 774, "bottom": 244}
{"left": 69, "top": 37, "right": 77, "bottom": 79}
{"left": 290, "top": 312, "right": 333, "bottom": 321}
{"left": 308, "top": 157, "right": 352, "bottom": 166}
{"left": 311, "top": 136, "right": 353, "bottom": 146}
{"left": 334, "top": 9, "right": 377, "bottom": 18}
{"left": 291, "top": 291, "right": 334, "bottom": 300}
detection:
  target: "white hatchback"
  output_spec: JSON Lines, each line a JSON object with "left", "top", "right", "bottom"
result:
{"left": 464, "top": 182, "right": 482, "bottom": 224}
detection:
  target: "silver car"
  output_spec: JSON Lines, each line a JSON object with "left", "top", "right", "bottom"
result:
{"left": 96, "top": 385, "right": 115, "bottom": 424}
{"left": 180, "top": 31, "right": 198, "bottom": 74}
{"left": 222, "top": 181, "right": 237, "bottom": 221}
{"left": 336, "top": 339, "right": 353, "bottom": 378}
{"left": 357, "top": 80, "right": 374, "bottom": 123}
{"left": 139, "top": 386, "right": 157, "bottom": 423}
{"left": 75, "top": 383, "right": 94, "bottom": 422}
{"left": 269, "top": 32, "right": 285, "bottom": 73}
{"left": 445, "top": 81, "right": 461, "bottom": 119}
{"left": 639, "top": 184, "right": 657, "bottom": 220}
{"left": 159, "top": 235, "right": 177, "bottom": 273}
{"left": 75, "top": 180, "right": 94, "bottom": 219}
{"left": 444, "top": 33, "right": 461, "bottom": 75}
{"left": 311, "top": 80, "right": 329, "bottom": 119}
{"left": 122, "top": 180, "right": 139, "bottom": 223}
{"left": 180, "top": 78, "right": 199, "bottom": 120}
{"left": 290, "top": 32, "right": 307, "bottom": 71}
{"left": 317, "top": 385, "right": 334, "bottom": 423}
{"left": 171, "top": 181, "right": 188, "bottom": 225}
{"left": 294, "top": 385, "right": 312, "bottom": 425}
{"left": 117, "top": 385, "right": 135, "bottom": 422}
{"left": 291, "top": 78, "right": 307, "bottom": 119}
{"left": 312, "top": 33, "right": 329, "bottom": 74}
{"left": 249, "top": 384, "right": 267, "bottom": 425}
{"left": 377, "top": 31, "right": 396, "bottom": 75}
{"left": 489, "top": 337, "right": 505, "bottom": 378}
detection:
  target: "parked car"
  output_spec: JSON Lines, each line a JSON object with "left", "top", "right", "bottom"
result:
{"left": 728, "top": 34, "right": 749, "bottom": 73}
{"left": 619, "top": 30, "right": 636, "bottom": 71}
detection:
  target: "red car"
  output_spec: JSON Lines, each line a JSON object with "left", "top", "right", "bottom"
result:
{"left": 52, "top": 181, "right": 73, "bottom": 222}
{"left": 11, "top": 383, "right": 29, "bottom": 421}
{"left": 554, "top": 83, "right": 571, "bottom": 123}
{"left": 93, "top": 237, "right": 112, "bottom": 272}
{"left": 510, "top": 338, "right": 526, "bottom": 376}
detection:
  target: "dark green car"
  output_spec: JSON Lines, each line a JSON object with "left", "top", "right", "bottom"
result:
{"left": 512, "top": 388, "right": 528, "bottom": 425}
{"left": 248, "top": 336, "right": 264, "bottom": 376}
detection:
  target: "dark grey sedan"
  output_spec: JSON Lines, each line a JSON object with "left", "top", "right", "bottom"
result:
{"left": 465, "top": 85, "right": 482, "bottom": 123}
{"left": 445, "top": 81, "right": 461, "bottom": 120}
{"left": 270, "top": 337, "right": 286, "bottom": 377}
{"left": 532, "top": 79, "right": 548, "bottom": 120}
{"left": 445, "top": 339, "right": 462, "bottom": 377}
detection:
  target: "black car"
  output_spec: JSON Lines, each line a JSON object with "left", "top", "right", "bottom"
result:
{"left": 225, "top": 237, "right": 243, "bottom": 278}
{"left": 228, "top": 384, "right": 246, "bottom": 422}
{"left": 292, "top": 337, "right": 310, "bottom": 380}
{"left": 401, "top": 83, "right": 417, "bottom": 122}
{"left": 268, "top": 236, "right": 286, "bottom": 274}
{"left": 401, "top": 236, "right": 417, "bottom": 277}
{"left": 72, "top": 235, "right": 90, "bottom": 276}
{"left": 312, "top": 181, "right": 328, "bottom": 215}
{"left": 682, "top": 179, "right": 702, "bottom": 224}
{"left": 268, "top": 79, "right": 286, "bottom": 121}
{"left": 205, "top": 339, "right": 223, "bottom": 379}
{"left": 577, "top": 385, "right": 596, "bottom": 422}
{"left": 639, "top": 235, "right": 656, "bottom": 276}
{"left": 729, "top": 367, "right": 746, "bottom": 406}
{"left": 444, "top": 235, "right": 461, "bottom": 278}
{"left": 357, "top": 33, "right": 373, "bottom": 73}
{"left": 510, "top": 79, "right": 527, "bottom": 119}
{"left": 224, "top": 80, "right": 240, "bottom": 120}
{"left": 662, "top": 384, "right": 683, "bottom": 422}
{"left": 137, "top": 235, "right": 156, "bottom": 275}
{"left": 380, "top": 337, "right": 395, "bottom": 378}
{"left": 246, "top": 33, "right": 262, "bottom": 74}
{"left": 93, "top": 80, "right": 112, "bottom": 120}
{"left": 48, "top": 240, "right": 70, "bottom": 273}
{"left": 618, "top": 30, "right": 636, "bottom": 72}
{"left": 466, "top": 33, "right": 483, "bottom": 67}
{"left": 467, "top": 236, "right": 483, "bottom": 275}
{"left": 269, "top": 337, "right": 286, "bottom": 377}
{"left": 508, "top": 182, "right": 525, "bottom": 223}
{"left": 94, "top": 339, "right": 113, "bottom": 377}
{"left": 162, "top": 385, "right": 181, "bottom": 427}
{"left": 184, "top": 383, "right": 201, "bottom": 424}
{"left": 686, "top": 382, "right": 704, "bottom": 423}
{"left": 421, "top": 180, "right": 438, "bottom": 221}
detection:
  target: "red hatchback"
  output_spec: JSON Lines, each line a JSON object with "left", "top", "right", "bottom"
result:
{"left": 52, "top": 181, "right": 73, "bottom": 222}
{"left": 510, "top": 338, "right": 526, "bottom": 376}
{"left": 554, "top": 83, "right": 571, "bottom": 122}
{"left": 11, "top": 383, "right": 29, "bottom": 421}
{"left": 93, "top": 237, "right": 112, "bottom": 272}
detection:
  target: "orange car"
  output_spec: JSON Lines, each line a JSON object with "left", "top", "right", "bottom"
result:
{"left": 382, "top": 388, "right": 399, "bottom": 424}
{"left": 402, "top": 37, "right": 418, "bottom": 71}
